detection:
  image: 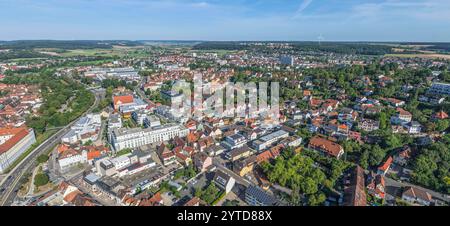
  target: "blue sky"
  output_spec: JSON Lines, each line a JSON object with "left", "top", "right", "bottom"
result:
{"left": 1, "top": 0, "right": 450, "bottom": 41}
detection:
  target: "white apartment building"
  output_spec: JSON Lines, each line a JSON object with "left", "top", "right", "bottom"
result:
{"left": 252, "top": 130, "right": 289, "bottom": 151}
{"left": 0, "top": 127, "right": 36, "bottom": 173}
{"left": 108, "top": 114, "right": 122, "bottom": 130}
{"left": 110, "top": 124, "right": 189, "bottom": 151}
{"left": 58, "top": 150, "right": 88, "bottom": 171}
{"left": 61, "top": 113, "right": 101, "bottom": 144}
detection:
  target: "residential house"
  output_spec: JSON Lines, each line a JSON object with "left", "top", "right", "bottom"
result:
{"left": 342, "top": 166, "right": 367, "bottom": 206}
{"left": 213, "top": 170, "right": 236, "bottom": 194}
{"left": 308, "top": 136, "right": 344, "bottom": 159}
{"left": 358, "top": 119, "right": 380, "bottom": 132}
{"left": 377, "top": 156, "right": 393, "bottom": 175}
{"left": 193, "top": 152, "right": 212, "bottom": 172}
{"left": 404, "top": 121, "right": 422, "bottom": 134}
{"left": 226, "top": 145, "right": 252, "bottom": 162}
{"left": 402, "top": 187, "right": 433, "bottom": 206}
{"left": 157, "top": 143, "right": 176, "bottom": 166}
{"left": 391, "top": 108, "right": 412, "bottom": 125}
{"left": 393, "top": 146, "right": 412, "bottom": 166}
{"left": 233, "top": 155, "right": 257, "bottom": 177}
{"left": 366, "top": 173, "right": 385, "bottom": 200}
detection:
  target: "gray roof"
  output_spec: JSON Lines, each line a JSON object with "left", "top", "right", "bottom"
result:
{"left": 246, "top": 185, "right": 276, "bottom": 206}
{"left": 84, "top": 173, "right": 100, "bottom": 185}
{"left": 259, "top": 130, "right": 288, "bottom": 142}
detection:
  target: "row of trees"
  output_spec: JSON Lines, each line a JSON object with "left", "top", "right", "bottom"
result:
{"left": 260, "top": 150, "right": 330, "bottom": 206}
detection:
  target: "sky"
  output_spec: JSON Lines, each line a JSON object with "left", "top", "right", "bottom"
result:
{"left": 1, "top": 0, "right": 450, "bottom": 42}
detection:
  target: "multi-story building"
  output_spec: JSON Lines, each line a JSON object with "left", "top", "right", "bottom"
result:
{"left": 0, "top": 127, "right": 36, "bottom": 173}
{"left": 308, "top": 136, "right": 344, "bottom": 159}
{"left": 108, "top": 114, "right": 122, "bottom": 130}
{"left": 213, "top": 170, "right": 236, "bottom": 194}
{"left": 132, "top": 110, "right": 148, "bottom": 126}
{"left": 110, "top": 124, "right": 189, "bottom": 151}
{"left": 221, "top": 133, "right": 247, "bottom": 150}
{"left": 279, "top": 55, "right": 294, "bottom": 66}
{"left": 61, "top": 113, "right": 101, "bottom": 144}
{"left": 252, "top": 130, "right": 289, "bottom": 151}
{"left": 160, "top": 90, "right": 184, "bottom": 105}
{"left": 391, "top": 108, "right": 412, "bottom": 125}
{"left": 143, "top": 115, "right": 161, "bottom": 128}
{"left": 428, "top": 82, "right": 450, "bottom": 96}
{"left": 245, "top": 185, "right": 277, "bottom": 206}
{"left": 85, "top": 67, "right": 140, "bottom": 81}
{"left": 358, "top": 119, "right": 380, "bottom": 132}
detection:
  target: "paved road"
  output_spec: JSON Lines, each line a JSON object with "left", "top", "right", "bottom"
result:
{"left": 384, "top": 176, "right": 450, "bottom": 204}
{"left": 0, "top": 89, "right": 102, "bottom": 206}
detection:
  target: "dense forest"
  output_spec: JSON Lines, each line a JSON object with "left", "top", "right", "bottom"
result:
{"left": 193, "top": 41, "right": 394, "bottom": 55}
{"left": 0, "top": 49, "right": 50, "bottom": 60}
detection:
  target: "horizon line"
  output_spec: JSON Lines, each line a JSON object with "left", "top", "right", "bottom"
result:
{"left": 1, "top": 39, "right": 450, "bottom": 44}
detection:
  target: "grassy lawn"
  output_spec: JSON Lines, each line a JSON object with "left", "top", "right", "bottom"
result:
{"left": 385, "top": 53, "right": 450, "bottom": 59}
{"left": 60, "top": 48, "right": 122, "bottom": 57}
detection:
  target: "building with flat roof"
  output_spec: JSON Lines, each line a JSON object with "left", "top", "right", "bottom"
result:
{"left": 110, "top": 124, "right": 189, "bottom": 151}
{"left": 428, "top": 82, "right": 450, "bottom": 96}
{"left": 252, "top": 130, "right": 289, "bottom": 151}
{"left": 245, "top": 185, "right": 277, "bottom": 206}
{"left": 61, "top": 113, "right": 101, "bottom": 144}
{"left": 221, "top": 133, "right": 247, "bottom": 150}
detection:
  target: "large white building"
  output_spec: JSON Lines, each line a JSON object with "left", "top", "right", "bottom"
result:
{"left": 0, "top": 127, "right": 36, "bottom": 173}
{"left": 58, "top": 149, "right": 88, "bottom": 171}
{"left": 110, "top": 124, "right": 189, "bottom": 151}
{"left": 84, "top": 67, "right": 140, "bottom": 81}
{"left": 95, "top": 151, "right": 155, "bottom": 177}
{"left": 61, "top": 113, "right": 101, "bottom": 144}
{"left": 252, "top": 130, "right": 289, "bottom": 151}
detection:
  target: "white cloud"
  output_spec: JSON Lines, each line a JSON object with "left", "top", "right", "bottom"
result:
{"left": 292, "top": 0, "right": 313, "bottom": 19}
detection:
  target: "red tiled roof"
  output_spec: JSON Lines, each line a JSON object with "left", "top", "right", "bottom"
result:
{"left": 0, "top": 127, "right": 29, "bottom": 154}
{"left": 434, "top": 111, "right": 448, "bottom": 119}
{"left": 378, "top": 156, "right": 393, "bottom": 172}
{"left": 396, "top": 108, "right": 412, "bottom": 116}
{"left": 402, "top": 186, "right": 432, "bottom": 202}
{"left": 308, "top": 136, "right": 343, "bottom": 158}
{"left": 256, "top": 150, "right": 274, "bottom": 163}
{"left": 184, "top": 197, "right": 200, "bottom": 206}
{"left": 113, "top": 95, "right": 134, "bottom": 109}
{"left": 87, "top": 150, "right": 101, "bottom": 160}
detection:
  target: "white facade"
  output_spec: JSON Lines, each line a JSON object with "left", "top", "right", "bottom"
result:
{"left": 58, "top": 150, "right": 87, "bottom": 171}
{"left": 61, "top": 113, "right": 101, "bottom": 144}
{"left": 252, "top": 130, "right": 289, "bottom": 151}
{"left": 110, "top": 124, "right": 189, "bottom": 151}
{"left": 0, "top": 129, "right": 36, "bottom": 173}
{"left": 110, "top": 154, "right": 132, "bottom": 170}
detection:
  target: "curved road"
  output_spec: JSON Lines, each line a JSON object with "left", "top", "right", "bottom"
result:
{"left": 0, "top": 89, "right": 102, "bottom": 206}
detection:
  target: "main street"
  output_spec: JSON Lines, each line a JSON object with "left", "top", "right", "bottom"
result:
{"left": 0, "top": 89, "right": 103, "bottom": 206}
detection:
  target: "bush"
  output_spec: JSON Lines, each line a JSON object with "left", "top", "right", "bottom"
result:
{"left": 34, "top": 173, "right": 49, "bottom": 187}
{"left": 37, "top": 154, "right": 49, "bottom": 164}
